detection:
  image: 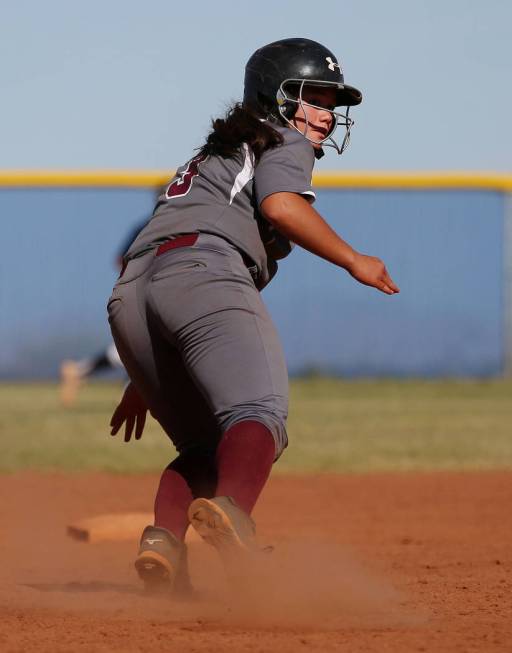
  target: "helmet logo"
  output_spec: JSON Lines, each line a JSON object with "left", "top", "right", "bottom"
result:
{"left": 326, "top": 56, "right": 340, "bottom": 71}
{"left": 276, "top": 88, "right": 286, "bottom": 106}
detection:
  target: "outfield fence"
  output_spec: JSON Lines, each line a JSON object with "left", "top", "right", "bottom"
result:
{"left": 1, "top": 171, "right": 511, "bottom": 378}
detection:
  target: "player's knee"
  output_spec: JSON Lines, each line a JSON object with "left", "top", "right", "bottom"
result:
{"left": 261, "top": 415, "right": 288, "bottom": 460}
{"left": 220, "top": 401, "right": 288, "bottom": 459}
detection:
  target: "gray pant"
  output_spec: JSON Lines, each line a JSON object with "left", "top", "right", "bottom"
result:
{"left": 107, "top": 234, "right": 288, "bottom": 458}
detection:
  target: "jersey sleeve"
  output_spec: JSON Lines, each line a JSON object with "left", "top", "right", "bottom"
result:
{"left": 254, "top": 130, "right": 316, "bottom": 207}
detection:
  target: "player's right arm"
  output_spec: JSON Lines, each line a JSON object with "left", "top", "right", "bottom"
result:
{"left": 260, "top": 192, "right": 399, "bottom": 296}
{"left": 110, "top": 382, "right": 147, "bottom": 442}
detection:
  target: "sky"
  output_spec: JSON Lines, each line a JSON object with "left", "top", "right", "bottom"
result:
{"left": 1, "top": 0, "right": 510, "bottom": 172}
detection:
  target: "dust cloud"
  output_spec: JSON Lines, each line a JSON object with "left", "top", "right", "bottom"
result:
{"left": 186, "top": 538, "right": 426, "bottom": 630}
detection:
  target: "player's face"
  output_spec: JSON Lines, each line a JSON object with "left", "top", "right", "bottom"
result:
{"left": 291, "top": 86, "right": 337, "bottom": 148}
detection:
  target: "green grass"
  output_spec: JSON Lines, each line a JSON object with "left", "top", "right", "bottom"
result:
{"left": 1, "top": 379, "right": 512, "bottom": 474}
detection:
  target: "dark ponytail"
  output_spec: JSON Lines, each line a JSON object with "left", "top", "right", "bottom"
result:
{"left": 200, "top": 103, "right": 283, "bottom": 161}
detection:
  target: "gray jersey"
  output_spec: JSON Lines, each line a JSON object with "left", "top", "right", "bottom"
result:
{"left": 125, "top": 124, "right": 316, "bottom": 289}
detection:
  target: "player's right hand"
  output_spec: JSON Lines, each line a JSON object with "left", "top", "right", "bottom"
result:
{"left": 110, "top": 382, "right": 147, "bottom": 442}
{"left": 347, "top": 253, "right": 400, "bottom": 295}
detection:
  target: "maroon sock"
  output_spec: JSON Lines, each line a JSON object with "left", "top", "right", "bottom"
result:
{"left": 153, "top": 469, "right": 193, "bottom": 541}
{"left": 215, "top": 420, "right": 276, "bottom": 515}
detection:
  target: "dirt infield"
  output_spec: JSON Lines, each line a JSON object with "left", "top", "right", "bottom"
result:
{"left": 1, "top": 471, "right": 511, "bottom": 652}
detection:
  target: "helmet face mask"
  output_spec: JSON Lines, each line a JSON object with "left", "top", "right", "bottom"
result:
{"left": 243, "top": 38, "right": 362, "bottom": 156}
{"left": 277, "top": 79, "right": 354, "bottom": 155}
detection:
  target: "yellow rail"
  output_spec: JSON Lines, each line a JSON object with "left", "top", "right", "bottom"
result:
{"left": 0, "top": 170, "right": 511, "bottom": 191}
{"left": 0, "top": 170, "right": 172, "bottom": 188}
{"left": 314, "top": 172, "right": 512, "bottom": 192}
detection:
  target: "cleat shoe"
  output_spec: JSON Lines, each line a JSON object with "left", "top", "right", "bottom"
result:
{"left": 134, "top": 525, "right": 185, "bottom": 593}
{"left": 188, "top": 496, "right": 261, "bottom": 583}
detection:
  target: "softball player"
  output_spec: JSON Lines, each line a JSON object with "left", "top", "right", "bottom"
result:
{"left": 108, "top": 37, "right": 399, "bottom": 592}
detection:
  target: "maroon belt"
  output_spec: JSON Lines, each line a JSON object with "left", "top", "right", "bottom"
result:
{"left": 119, "top": 234, "right": 200, "bottom": 280}
{"left": 156, "top": 233, "right": 199, "bottom": 256}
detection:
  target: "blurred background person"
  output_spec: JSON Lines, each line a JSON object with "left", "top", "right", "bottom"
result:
{"left": 59, "top": 203, "right": 158, "bottom": 406}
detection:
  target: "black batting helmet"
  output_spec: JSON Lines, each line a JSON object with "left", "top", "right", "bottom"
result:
{"left": 243, "top": 38, "right": 362, "bottom": 154}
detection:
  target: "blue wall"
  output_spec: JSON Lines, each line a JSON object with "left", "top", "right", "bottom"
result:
{"left": 265, "top": 190, "right": 505, "bottom": 376}
{"left": 0, "top": 187, "right": 506, "bottom": 378}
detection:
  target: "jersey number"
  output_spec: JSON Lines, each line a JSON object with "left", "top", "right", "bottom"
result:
{"left": 166, "top": 153, "right": 207, "bottom": 199}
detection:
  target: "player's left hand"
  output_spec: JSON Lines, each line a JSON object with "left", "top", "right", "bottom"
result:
{"left": 110, "top": 382, "right": 147, "bottom": 442}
